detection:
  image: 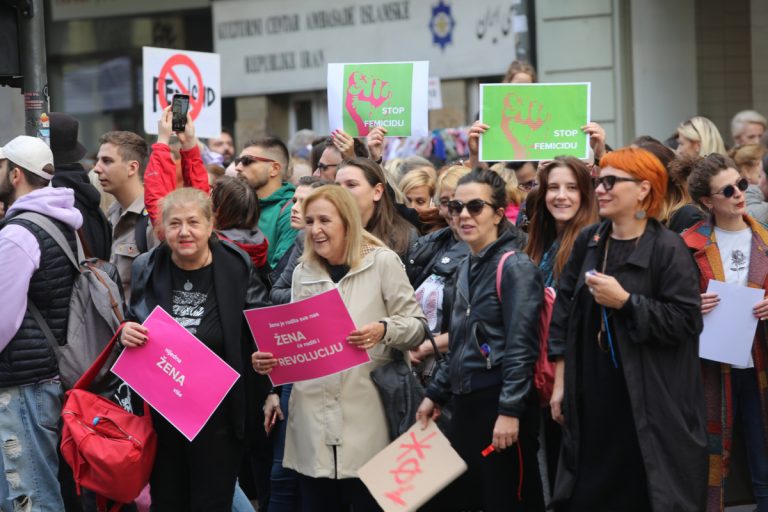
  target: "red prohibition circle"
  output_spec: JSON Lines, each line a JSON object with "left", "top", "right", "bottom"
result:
{"left": 157, "top": 54, "right": 205, "bottom": 120}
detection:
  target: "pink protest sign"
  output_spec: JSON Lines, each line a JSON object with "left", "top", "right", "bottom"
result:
{"left": 244, "top": 289, "right": 370, "bottom": 385}
{"left": 110, "top": 306, "right": 240, "bottom": 441}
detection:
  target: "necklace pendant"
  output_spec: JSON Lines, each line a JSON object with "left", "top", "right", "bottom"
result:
{"left": 183, "top": 279, "right": 193, "bottom": 292}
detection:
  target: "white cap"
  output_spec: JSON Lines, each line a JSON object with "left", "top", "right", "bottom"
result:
{"left": 0, "top": 136, "right": 55, "bottom": 181}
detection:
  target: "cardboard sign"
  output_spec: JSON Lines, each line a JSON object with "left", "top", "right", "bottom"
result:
{"left": 244, "top": 289, "right": 370, "bottom": 385}
{"left": 479, "top": 82, "right": 591, "bottom": 162}
{"left": 111, "top": 306, "right": 239, "bottom": 441}
{"left": 358, "top": 421, "right": 467, "bottom": 512}
{"left": 142, "top": 47, "right": 222, "bottom": 138}
{"left": 327, "top": 61, "right": 429, "bottom": 137}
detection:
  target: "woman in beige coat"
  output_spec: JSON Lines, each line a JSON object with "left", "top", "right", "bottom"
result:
{"left": 252, "top": 185, "right": 425, "bottom": 511}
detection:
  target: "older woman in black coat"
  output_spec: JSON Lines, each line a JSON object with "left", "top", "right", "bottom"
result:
{"left": 548, "top": 147, "right": 707, "bottom": 512}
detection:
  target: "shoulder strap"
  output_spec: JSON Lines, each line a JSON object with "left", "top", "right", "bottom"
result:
{"left": 496, "top": 251, "right": 515, "bottom": 302}
{"left": 421, "top": 319, "right": 443, "bottom": 363}
{"left": 13, "top": 212, "right": 84, "bottom": 271}
{"left": 134, "top": 210, "right": 150, "bottom": 254}
{"left": 26, "top": 300, "right": 58, "bottom": 350}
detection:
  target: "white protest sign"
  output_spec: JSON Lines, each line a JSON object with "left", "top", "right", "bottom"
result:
{"left": 700, "top": 279, "right": 763, "bottom": 366}
{"left": 428, "top": 76, "right": 443, "bottom": 110}
{"left": 358, "top": 421, "right": 466, "bottom": 512}
{"left": 142, "top": 47, "right": 222, "bottom": 139}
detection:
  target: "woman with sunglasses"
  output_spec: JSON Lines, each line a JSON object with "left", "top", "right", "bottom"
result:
{"left": 417, "top": 169, "right": 545, "bottom": 511}
{"left": 682, "top": 153, "right": 768, "bottom": 512}
{"left": 549, "top": 147, "right": 707, "bottom": 511}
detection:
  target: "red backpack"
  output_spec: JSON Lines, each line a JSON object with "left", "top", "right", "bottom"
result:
{"left": 60, "top": 327, "right": 157, "bottom": 511}
{"left": 496, "top": 251, "right": 556, "bottom": 406}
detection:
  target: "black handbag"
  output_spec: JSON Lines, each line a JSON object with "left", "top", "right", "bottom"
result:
{"left": 370, "top": 321, "right": 445, "bottom": 440}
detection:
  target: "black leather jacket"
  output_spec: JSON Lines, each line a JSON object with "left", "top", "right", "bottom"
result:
{"left": 426, "top": 225, "right": 542, "bottom": 417}
{"left": 405, "top": 227, "right": 469, "bottom": 333}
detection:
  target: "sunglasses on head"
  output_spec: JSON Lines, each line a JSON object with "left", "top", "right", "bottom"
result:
{"left": 447, "top": 199, "right": 494, "bottom": 216}
{"left": 712, "top": 177, "right": 749, "bottom": 198}
{"left": 593, "top": 175, "right": 641, "bottom": 192}
{"left": 235, "top": 155, "right": 276, "bottom": 166}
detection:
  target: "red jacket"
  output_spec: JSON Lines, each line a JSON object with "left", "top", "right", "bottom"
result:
{"left": 144, "top": 143, "right": 210, "bottom": 231}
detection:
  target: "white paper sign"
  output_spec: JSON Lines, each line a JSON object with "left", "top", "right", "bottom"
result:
{"left": 700, "top": 279, "right": 763, "bottom": 366}
{"left": 358, "top": 421, "right": 466, "bottom": 512}
{"left": 142, "top": 47, "right": 222, "bottom": 139}
{"left": 428, "top": 76, "right": 443, "bottom": 110}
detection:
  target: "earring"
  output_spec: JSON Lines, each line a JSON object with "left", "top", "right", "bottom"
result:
{"left": 634, "top": 210, "right": 647, "bottom": 220}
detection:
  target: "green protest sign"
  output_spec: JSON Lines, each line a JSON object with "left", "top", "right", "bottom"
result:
{"left": 479, "top": 83, "right": 591, "bottom": 162}
{"left": 327, "top": 62, "right": 429, "bottom": 137}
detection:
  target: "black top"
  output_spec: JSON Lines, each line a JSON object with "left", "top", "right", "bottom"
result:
{"left": 328, "top": 263, "right": 350, "bottom": 283}
{"left": 170, "top": 261, "right": 224, "bottom": 357}
{"left": 568, "top": 236, "right": 650, "bottom": 511}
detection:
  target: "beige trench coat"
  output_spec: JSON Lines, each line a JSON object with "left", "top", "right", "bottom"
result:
{"left": 282, "top": 246, "right": 426, "bottom": 479}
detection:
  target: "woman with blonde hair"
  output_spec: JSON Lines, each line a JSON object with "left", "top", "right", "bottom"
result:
{"left": 729, "top": 143, "right": 766, "bottom": 185}
{"left": 491, "top": 163, "right": 525, "bottom": 223}
{"left": 399, "top": 168, "right": 437, "bottom": 215}
{"left": 252, "top": 185, "right": 425, "bottom": 511}
{"left": 677, "top": 116, "right": 727, "bottom": 158}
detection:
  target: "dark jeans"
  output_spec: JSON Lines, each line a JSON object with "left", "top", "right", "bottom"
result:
{"left": 150, "top": 411, "right": 243, "bottom": 512}
{"left": 731, "top": 368, "right": 768, "bottom": 511}
{"left": 270, "top": 385, "right": 299, "bottom": 512}
{"left": 423, "top": 384, "right": 545, "bottom": 512}
{"left": 297, "top": 475, "right": 380, "bottom": 512}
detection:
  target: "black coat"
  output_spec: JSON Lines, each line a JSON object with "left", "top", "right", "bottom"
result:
{"left": 127, "top": 238, "right": 271, "bottom": 441}
{"left": 51, "top": 163, "right": 112, "bottom": 260}
{"left": 548, "top": 219, "right": 707, "bottom": 512}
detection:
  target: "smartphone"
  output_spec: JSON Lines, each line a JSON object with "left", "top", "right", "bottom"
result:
{"left": 171, "top": 94, "right": 190, "bottom": 132}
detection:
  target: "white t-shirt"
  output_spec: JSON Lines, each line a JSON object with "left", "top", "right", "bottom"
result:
{"left": 714, "top": 226, "right": 753, "bottom": 368}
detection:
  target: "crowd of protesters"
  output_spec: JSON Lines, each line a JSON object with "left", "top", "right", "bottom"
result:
{"left": 2, "top": 59, "right": 768, "bottom": 512}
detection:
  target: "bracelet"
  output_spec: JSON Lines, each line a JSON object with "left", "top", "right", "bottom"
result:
{"left": 379, "top": 320, "right": 388, "bottom": 339}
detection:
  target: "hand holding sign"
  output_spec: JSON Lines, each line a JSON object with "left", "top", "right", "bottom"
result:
{"left": 366, "top": 126, "right": 387, "bottom": 162}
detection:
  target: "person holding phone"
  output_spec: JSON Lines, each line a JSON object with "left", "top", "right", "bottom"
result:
{"left": 682, "top": 153, "right": 768, "bottom": 512}
{"left": 548, "top": 147, "right": 707, "bottom": 511}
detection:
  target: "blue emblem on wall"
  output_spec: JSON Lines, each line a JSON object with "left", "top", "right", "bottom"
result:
{"left": 429, "top": 0, "right": 455, "bottom": 51}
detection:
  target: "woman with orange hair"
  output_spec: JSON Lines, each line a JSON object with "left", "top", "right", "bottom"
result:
{"left": 548, "top": 147, "right": 707, "bottom": 511}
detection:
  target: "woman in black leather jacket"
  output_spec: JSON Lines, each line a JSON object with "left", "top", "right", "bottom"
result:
{"left": 417, "top": 169, "right": 545, "bottom": 512}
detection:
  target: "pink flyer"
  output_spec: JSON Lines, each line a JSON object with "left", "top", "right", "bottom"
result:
{"left": 111, "top": 306, "right": 240, "bottom": 441}
{"left": 244, "top": 289, "right": 370, "bottom": 385}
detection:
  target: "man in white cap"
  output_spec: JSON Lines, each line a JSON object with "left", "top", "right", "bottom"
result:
{"left": 0, "top": 135, "right": 81, "bottom": 510}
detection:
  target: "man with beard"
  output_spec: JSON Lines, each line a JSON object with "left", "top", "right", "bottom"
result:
{"left": 0, "top": 135, "right": 82, "bottom": 511}
{"left": 50, "top": 112, "right": 112, "bottom": 260}
{"left": 235, "top": 136, "right": 296, "bottom": 268}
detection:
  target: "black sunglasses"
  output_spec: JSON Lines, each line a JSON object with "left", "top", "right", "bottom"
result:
{"left": 447, "top": 199, "right": 494, "bottom": 216}
{"left": 712, "top": 178, "right": 749, "bottom": 198}
{"left": 315, "top": 162, "right": 339, "bottom": 173}
{"left": 594, "top": 175, "right": 641, "bottom": 192}
{"left": 235, "top": 155, "right": 276, "bottom": 166}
